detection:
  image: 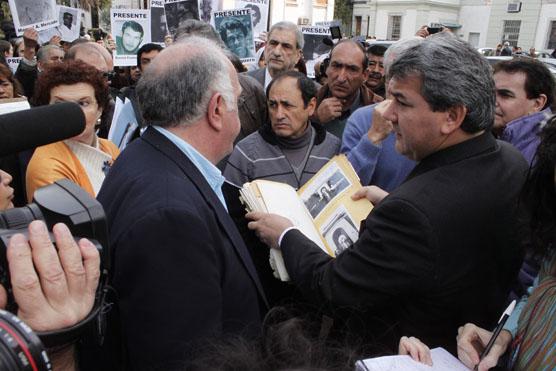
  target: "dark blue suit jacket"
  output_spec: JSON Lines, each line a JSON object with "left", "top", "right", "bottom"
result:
{"left": 97, "top": 127, "right": 267, "bottom": 370}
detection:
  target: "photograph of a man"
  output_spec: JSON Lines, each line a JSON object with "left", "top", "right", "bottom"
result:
{"left": 117, "top": 21, "right": 144, "bottom": 55}
{"left": 58, "top": 8, "right": 79, "bottom": 42}
{"left": 14, "top": 0, "right": 54, "bottom": 26}
{"left": 165, "top": 0, "right": 199, "bottom": 36}
{"left": 150, "top": 7, "right": 167, "bottom": 43}
{"left": 217, "top": 17, "right": 254, "bottom": 59}
{"left": 243, "top": 4, "right": 261, "bottom": 28}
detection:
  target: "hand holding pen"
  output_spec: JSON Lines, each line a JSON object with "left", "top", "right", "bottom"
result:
{"left": 456, "top": 300, "right": 516, "bottom": 371}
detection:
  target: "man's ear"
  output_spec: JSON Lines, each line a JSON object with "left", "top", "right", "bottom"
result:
{"left": 440, "top": 105, "right": 467, "bottom": 135}
{"left": 207, "top": 92, "right": 225, "bottom": 131}
{"left": 306, "top": 97, "right": 317, "bottom": 117}
{"left": 532, "top": 94, "right": 547, "bottom": 113}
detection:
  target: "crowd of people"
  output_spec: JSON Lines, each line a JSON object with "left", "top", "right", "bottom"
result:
{"left": 0, "top": 16, "right": 554, "bottom": 371}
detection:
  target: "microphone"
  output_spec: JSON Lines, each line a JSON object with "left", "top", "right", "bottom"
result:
{"left": 0, "top": 102, "right": 86, "bottom": 157}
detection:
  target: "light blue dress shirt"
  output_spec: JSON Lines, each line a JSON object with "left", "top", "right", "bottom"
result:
{"left": 152, "top": 126, "right": 228, "bottom": 211}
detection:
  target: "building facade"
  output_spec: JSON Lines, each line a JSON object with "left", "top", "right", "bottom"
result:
{"left": 352, "top": 0, "right": 556, "bottom": 51}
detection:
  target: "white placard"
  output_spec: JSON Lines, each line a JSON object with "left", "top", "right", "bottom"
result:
{"left": 5, "top": 58, "right": 22, "bottom": 75}
{"left": 111, "top": 9, "right": 151, "bottom": 67}
{"left": 235, "top": 0, "right": 267, "bottom": 38}
{"left": 213, "top": 9, "right": 255, "bottom": 63}
{"left": 8, "top": 0, "right": 59, "bottom": 36}
{"left": 301, "top": 27, "right": 332, "bottom": 78}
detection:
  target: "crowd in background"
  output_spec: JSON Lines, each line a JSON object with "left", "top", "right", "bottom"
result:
{"left": 0, "top": 14, "right": 554, "bottom": 371}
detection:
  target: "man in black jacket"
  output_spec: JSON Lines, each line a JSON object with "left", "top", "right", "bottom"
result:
{"left": 247, "top": 33, "right": 527, "bottom": 355}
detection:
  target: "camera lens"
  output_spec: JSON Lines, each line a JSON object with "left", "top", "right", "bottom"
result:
{"left": 0, "top": 309, "right": 51, "bottom": 371}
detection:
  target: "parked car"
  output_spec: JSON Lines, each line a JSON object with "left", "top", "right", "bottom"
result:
{"left": 485, "top": 56, "right": 556, "bottom": 77}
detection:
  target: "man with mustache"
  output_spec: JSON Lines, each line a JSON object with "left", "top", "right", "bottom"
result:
{"left": 312, "top": 40, "right": 381, "bottom": 138}
{"left": 365, "top": 44, "right": 387, "bottom": 98}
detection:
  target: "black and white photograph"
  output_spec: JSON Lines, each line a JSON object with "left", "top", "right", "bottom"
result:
{"left": 199, "top": 0, "right": 223, "bottom": 23}
{"left": 57, "top": 6, "right": 81, "bottom": 42}
{"left": 302, "top": 27, "right": 332, "bottom": 78}
{"left": 9, "top": 0, "right": 58, "bottom": 36}
{"left": 301, "top": 165, "right": 351, "bottom": 218}
{"left": 164, "top": 0, "right": 199, "bottom": 37}
{"left": 150, "top": 0, "right": 168, "bottom": 44}
{"left": 321, "top": 207, "right": 359, "bottom": 256}
{"left": 213, "top": 9, "right": 255, "bottom": 62}
{"left": 236, "top": 0, "right": 268, "bottom": 37}
{"left": 111, "top": 9, "right": 151, "bottom": 66}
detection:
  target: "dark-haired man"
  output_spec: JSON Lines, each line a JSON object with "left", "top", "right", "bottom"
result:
{"left": 116, "top": 21, "right": 144, "bottom": 55}
{"left": 492, "top": 58, "right": 555, "bottom": 164}
{"left": 313, "top": 40, "right": 380, "bottom": 138}
{"left": 120, "top": 43, "right": 164, "bottom": 126}
{"left": 224, "top": 71, "right": 339, "bottom": 304}
{"left": 365, "top": 44, "right": 387, "bottom": 98}
{"left": 248, "top": 33, "right": 527, "bottom": 354}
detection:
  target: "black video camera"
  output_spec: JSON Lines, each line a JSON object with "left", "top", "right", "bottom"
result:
{"left": 0, "top": 179, "right": 110, "bottom": 370}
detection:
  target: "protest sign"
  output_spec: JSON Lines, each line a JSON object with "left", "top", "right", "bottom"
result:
{"left": 111, "top": 9, "right": 151, "bottom": 66}
{"left": 199, "top": 0, "right": 223, "bottom": 23}
{"left": 213, "top": 9, "right": 255, "bottom": 63}
{"left": 6, "top": 58, "right": 22, "bottom": 75}
{"left": 57, "top": 6, "right": 81, "bottom": 42}
{"left": 150, "top": 0, "right": 168, "bottom": 44}
{"left": 314, "top": 20, "right": 341, "bottom": 28}
{"left": 164, "top": 0, "right": 199, "bottom": 37}
{"left": 8, "top": 0, "right": 58, "bottom": 36}
{"left": 38, "top": 6, "right": 82, "bottom": 44}
{"left": 235, "top": 0, "right": 268, "bottom": 38}
{"left": 301, "top": 26, "right": 332, "bottom": 78}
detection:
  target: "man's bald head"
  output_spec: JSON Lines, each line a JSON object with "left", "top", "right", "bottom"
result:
{"left": 137, "top": 36, "right": 237, "bottom": 127}
{"left": 66, "top": 42, "right": 113, "bottom": 72}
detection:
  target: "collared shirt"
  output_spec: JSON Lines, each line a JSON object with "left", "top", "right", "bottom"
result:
{"left": 153, "top": 125, "right": 228, "bottom": 210}
{"left": 264, "top": 68, "right": 273, "bottom": 90}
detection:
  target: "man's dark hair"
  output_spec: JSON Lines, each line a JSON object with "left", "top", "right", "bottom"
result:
{"left": 493, "top": 58, "right": 555, "bottom": 111}
{"left": 218, "top": 18, "right": 248, "bottom": 44}
{"left": 266, "top": 71, "right": 317, "bottom": 107}
{"left": 0, "top": 40, "right": 11, "bottom": 56}
{"left": 366, "top": 44, "right": 387, "bottom": 57}
{"left": 136, "top": 43, "right": 163, "bottom": 69}
{"left": 244, "top": 4, "right": 261, "bottom": 23}
{"left": 388, "top": 33, "right": 495, "bottom": 133}
{"left": 122, "top": 21, "right": 144, "bottom": 37}
{"left": 63, "top": 12, "right": 72, "bottom": 19}
{"left": 330, "top": 39, "right": 369, "bottom": 70}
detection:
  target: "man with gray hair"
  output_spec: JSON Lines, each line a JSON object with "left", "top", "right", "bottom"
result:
{"left": 248, "top": 33, "right": 527, "bottom": 354}
{"left": 341, "top": 37, "right": 422, "bottom": 191}
{"left": 15, "top": 28, "right": 64, "bottom": 98}
{"left": 247, "top": 21, "right": 304, "bottom": 89}
{"left": 97, "top": 36, "right": 267, "bottom": 369}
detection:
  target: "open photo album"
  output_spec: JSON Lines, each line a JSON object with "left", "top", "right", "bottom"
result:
{"left": 239, "top": 155, "right": 373, "bottom": 281}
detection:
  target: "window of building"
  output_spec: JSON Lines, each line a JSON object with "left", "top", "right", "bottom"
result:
{"left": 387, "top": 15, "right": 401, "bottom": 40}
{"left": 548, "top": 21, "right": 556, "bottom": 49}
{"left": 355, "top": 16, "right": 362, "bottom": 36}
{"left": 501, "top": 20, "right": 521, "bottom": 47}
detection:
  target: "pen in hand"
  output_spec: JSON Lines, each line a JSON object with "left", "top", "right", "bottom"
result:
{"left": 474, "top": 300, "right": 516, "bottom": 371}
